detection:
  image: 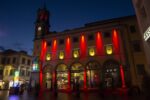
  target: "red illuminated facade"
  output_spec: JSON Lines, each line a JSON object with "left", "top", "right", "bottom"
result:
{"left": 32, "top": 7, "right": 147, "bottom": 92}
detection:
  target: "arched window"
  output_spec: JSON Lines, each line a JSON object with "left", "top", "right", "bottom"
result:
{"left": 103, "top": 60, "right": 121, "bottom": 88}
{"left": 56, "top": 64, "right": 68, "bottom": 89}
{"left": 71, "top": 63, "right": 84, "bottom": 89}
{"left": 86, "top": 61, "right": 101, "bottom": 88}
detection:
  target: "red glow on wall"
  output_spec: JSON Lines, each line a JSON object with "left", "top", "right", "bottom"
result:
{"left": 84, "top": 68, "right": 87, "bottom": 89}
{"left": 96, "top": 32, "right": 104, "bottom": 55}
{"left": 120, "top": 65, "right": 126, "bottom": 88}
{"left": 65, "top": 37, "right": 71, "bottom": 59}
{"left": 39, "top": 71, "right": 43, "bottom": 90}
{"left": 39, "top": 40, "right": 47, "bottom": 91}
{"left": 80, "top": 35, "right": 86, "bottom": 58}
{"left": 53, "top": 71, "right": 56, "bottom": 84}
{"left": 40, "top": 40, "right": 47, "bottom": 62}
{"left": 52, "top": 39, "right": 57, "bottom": 60}
{"left": 112, "top": 29, "right": 120, "bottom": 54}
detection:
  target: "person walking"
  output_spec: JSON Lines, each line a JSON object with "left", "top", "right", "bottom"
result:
{"left": 75, "top": 79, "right": 80, "bottom": 98}
{"left": 53, "top": 82, "right": 58, "bottom": 97}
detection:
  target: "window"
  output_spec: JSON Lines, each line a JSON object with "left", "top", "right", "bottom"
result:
{"left": 0, "top": 69, "right": 3, "bottom": 75}
{"left": 7, "top": 58, "right": 10, "bottom": 64}
{"left": 88, "top": 34, "right": 94, "bottom": 41}
{"left": 59, "top": 51, "right": 64, "bottom": 60}
{"left": 104, "top": 32, "right": 111, "bottom": 38}
{"left": 132, "top": 41, "right": 142, "bottom": 52}
{"left": 130, "top": 25, "right": 136, "bottom": 33}
{"left": 46, "top": 53, "right": 51, "bottom": 61}
{"left": 13, "top": 57, "right": 16, "bottom": 64}
{"left": 88, "top": 47, "right": 95, "bottom": 56}
{"left": 105, "top": 44, "right": 113, "bottom": 55}
{"left": 136, "top": 64, "right": 145, "bottom": 75}
{"left": 59, "top": 39, "right": 64, "bottom": 45}
{"left": 27, "top": 71, "right": 30, "bottom": 76}
{"left": 27, "top": 59, "right": 31, "bottom": 65}
{"left": 73, "top": 49, "right": 80, "bottom": 58}
{"left": 1, "top": 57, "right": 6, "bottom": 64}
{"left": 10, "top": 69, "right": 14, "bottom": 76}
{"left": 22, "top": 58, "right": 26, "bottom": 64}
{"left": 20, "top": 70, "right": 25, "bottom": 76}
{"left": 47, "top": 41, "right": 52, "bottom": 46}
{"left": 73, "top": 37, "right": 79, "bottom": 43}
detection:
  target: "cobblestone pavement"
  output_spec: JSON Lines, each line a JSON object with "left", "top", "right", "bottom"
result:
{"left": 0, "top": 90, "right": 146, "bottom": 100}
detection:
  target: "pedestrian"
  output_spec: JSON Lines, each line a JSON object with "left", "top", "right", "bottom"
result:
{"left": 53, "top": 82, "right": 58, "bottom": 97}
{"left": 19, "top": 84, "right": 24, "bottom": 95}
{"left": 75, "top": 79, "right": 80, "bottom": 98}
{"left": 34, "top": 83, "right": 40, "bottom": 97}
{"left": 73, "top": 79, "right": 75, "bottom": 92}
{"left": 27, "top": 83, "right": 32, "bottom": 93}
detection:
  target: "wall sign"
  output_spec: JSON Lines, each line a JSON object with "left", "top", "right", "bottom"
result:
{"left": 144, "top": 26, "right": 150, "bottom": 41}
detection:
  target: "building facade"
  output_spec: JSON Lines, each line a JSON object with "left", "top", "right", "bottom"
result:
{"left": 32, "top": 8, "right": 148, "bottom": 91}
{"left": 132, "top": 0, "right": 150, "bottom": 74}
{"left": 0, "top": 49, "right": 32, "bottom": 89}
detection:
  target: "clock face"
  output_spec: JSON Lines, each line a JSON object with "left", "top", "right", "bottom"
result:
{"left": 38, "top": 26, "right": 42, "bottom": 31}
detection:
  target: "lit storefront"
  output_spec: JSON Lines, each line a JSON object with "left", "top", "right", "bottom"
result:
{"left": 86, "top": 62, "right": 101, "bottom": 88}
{"left": 103, "top": 61, "right": 121, "bottom": 88}
{"left": 33, "top": 8, "right": 147, "bottom": 92}
{"left": 56, "top": 64, "right": 68, "bottom": 89}
{"left": 71, "top": 63, "right": 84, "bottom": 89}
{"left": 36, "top": 30, "right": 126, "bottom": 91}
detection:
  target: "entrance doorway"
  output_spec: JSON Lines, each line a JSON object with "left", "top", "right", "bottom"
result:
{"left": 43, "top": 65, "right": 52, "bottom": 89}
{"left": 103, "top": 60, "right": 120, "bottom": 88}
{"left": 86, "top": 61, "right": 101, "bottom": 88}
{"left": 56, "top": 64, "right": 68, "bottom": 89}
{"left": 71, "top": 63, "right": 84, "bottom": 89}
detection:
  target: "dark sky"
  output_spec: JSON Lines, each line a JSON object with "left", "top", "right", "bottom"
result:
{"left": 0, "top": 0, "right": 135, "bottom": 55}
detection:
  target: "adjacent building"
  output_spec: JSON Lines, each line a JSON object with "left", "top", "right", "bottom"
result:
{"left": 32, "top": 7, "right": 148, "bottom": 91}
{"left": 0, "top": 49, "right": 32, "bottom": 89}
{"left": 132, "top": 0, "right": 150, "bottom": 74}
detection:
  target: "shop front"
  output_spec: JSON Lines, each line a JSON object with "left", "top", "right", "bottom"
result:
{"left": 86, "top": 61, "right": 101, "bottom": 89}
{"left": 56, "top": 64, "right": 68, "bottom": 90}
{"left": 43, "top": 65, "right": 53, "bottom": 90}
{"left": 103, "top": 60, "right": 121, "bottom": 88}
{"left": 70, "top": 63, "right": 84, "bottom": 90}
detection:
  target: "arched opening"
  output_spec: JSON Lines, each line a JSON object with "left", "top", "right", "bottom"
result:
{"left": 86, "top": 61, "right": 101, "bottom": 88}
{"left": 3, "top": 65, "right": 15, "bottom": 89}
{"left": 71, "top": 63, "right": 84, "bottom": 89}
{"left": 103, "top": 60, "right": 121, "bottom": 88}
{"left": 43, "top": 65, "right": 53, "bottom": 90}
{"left": 56, "top": 64, "right": 68, "bottom": 89}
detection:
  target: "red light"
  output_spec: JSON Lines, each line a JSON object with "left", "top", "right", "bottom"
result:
{"left": 96, "top": 32, "right": 104, "bottom": 55}
{"left": 39, "top": 71, "right": 43, "bottom": 90}
{"left": 39, "top": 40, "right": 47, "bottom": 91}
{"left": 53, "top": 71, "right": 56, "bottom": 84}
{"left": 66, "top": 37, "right": 71, "bottom": 59}
{"left": 112, "top": 29, "right": 120, "bottom": 54}
{"left": 80, "top": 35, "right": 86, "bottom": 58}
{"left": 52, "top": 39, "right": 57, "bottom": 60}
{"left": 120, "top": 65, "right": 126, "bottom": 88}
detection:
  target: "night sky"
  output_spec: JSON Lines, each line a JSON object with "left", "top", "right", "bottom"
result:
{"left": 0, "top": 0, "right": 135, "bottom": 55}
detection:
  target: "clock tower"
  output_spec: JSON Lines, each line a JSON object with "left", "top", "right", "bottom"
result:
{"left": 35, "top": 6, "right": 50, "bottom": 39}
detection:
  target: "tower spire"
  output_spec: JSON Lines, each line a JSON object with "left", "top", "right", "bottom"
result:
{"left": 34, "top": 5, "right": 50, "bottom": 39}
